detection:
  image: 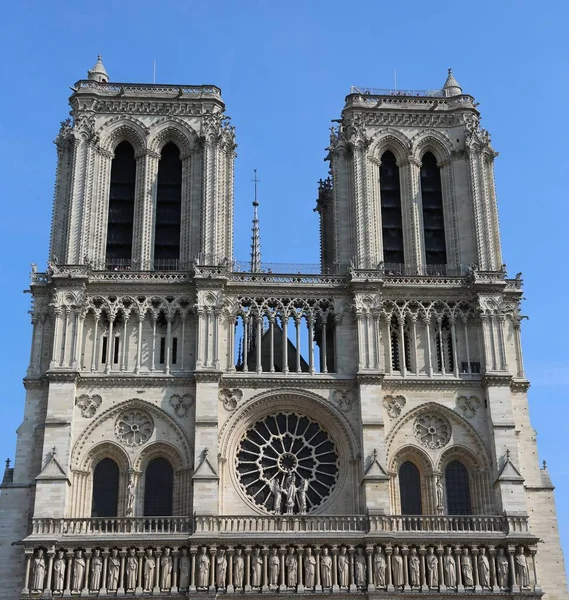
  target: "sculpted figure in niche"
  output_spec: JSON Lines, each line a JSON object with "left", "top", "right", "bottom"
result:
{"left": 31, "top": 548, "right": 46, "bottom": 592}
{"left": 285, "top": 474, "right": 297, "bottom": 515}
{"left": 179, "top": 548, "right": 190, "bottom": 589}
{"left": 409, "top": 548, "right": 420, "bottom": 588}
{"left": 216, "top": 548, "right": 227, "bottom": 588}
{"left": 53, "top": 550, "right": 66, "bottom": 592}
{"left": 251, "top": 547, "right": 263, "bottom": 587}
{"left": 144, "top": 548, "right": 155, "bottom": 590}
{"left": 355, "top": 547, "right": 366, "bottom": 587}
{"left": 515, "top": 547, "right": 530, "bottom": 588}
{"left": 72, "top": 549, "right": 86, "bottom": 591}
{"left": 338, "top": 546, "right": 349, "bottom": 587}
{"left": 233, "top": 548, "right": 244, "bottom": 588}
{"left": 462, "top": 548, "right": 474, "bottom": 587}
{"left": 91, "top": 549, "right": 103, "bottom": 590}
{"left": 321, "top": 548, "right": 332, "bottom": 588}
{"left": 161, "top": 547, "right": 173, "bottom": 590}
{"left": 271, "top": 478, "right": 284, "bottom": 514}
{"left": 269, "top": 548, "right": 280, "bottom": 586}
{"left": 426, "top": 547, "right": 438, "bottom": 588}
{"left": 497, "top": 548, "right": 509, "bottom": 589}
{"left": 305, "top": 548, "right": 316, "bottom": 588}
{"left": 286, "top": 547, "right": 297, "bottom": 588}
{"left": 298, "top": 478, "right": 309, "bottom": 514}
{"left": 126, "top": 474, "right": 135, "bottom": 516}
{"left": 392, "top": 547, "right": 404, "bottom": 588}
{"left": 126, "top": 548, "right": 138, "bottom": 590}
{"left": 478, "top": 547, "right": 490, "bottom": 588}
{"left": 436, "top": 476, "right": 444, "bottom": 512}
{"left": 107, "top": 549, "right": 120, "bottom": 590}
{"left": 443, "top": 547, "right": 456, "bottom": 588}
{"left": 197, "top": 547, "right": 210, "bottom": 588}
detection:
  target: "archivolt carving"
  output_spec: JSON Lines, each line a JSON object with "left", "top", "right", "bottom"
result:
{"left": 436, "top": 444, "right": 486, "bottom": 473}
{"left": 148, "top": 118, "right": 197, "bottom": 157}
{"left": 132, "top": 441, "right": 187, "bottom": 473}
{"left": 367, "top": 129, "right": 411, "bottom": 164}
{"left": 411, "top": 129, "right": 454, "bottom": 162}
{"left": 97, "top": 116, "right": 148, "bottom": 155}
{"left": 82, "top": 441, "right": 131, "bottom": 472}
{"left": 389, "top": 444, "right": 434, "bottom": 474}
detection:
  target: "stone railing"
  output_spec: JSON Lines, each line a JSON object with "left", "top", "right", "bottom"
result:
{"left": 21, "top": 542, "right": 541, "bottom": 597}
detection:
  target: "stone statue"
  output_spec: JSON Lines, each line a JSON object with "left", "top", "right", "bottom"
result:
{"left": 126, "top": 548, "right": 138, "bottom": 590}
{"left": 126, "top": 474, "right": 135, "bottom": 516}
{"left": 216, "top": 548, "right": 227, "bottom": 588}
{"left": 269, "top": 548, "right": 280, "bottom": 586}
{"left": 285, "top": 474, "right": 297, "bottom": 515}
{"left": 72, "top": 549, "right": 86, "bottom": 591}
{"left": 298, "top": 478, "right": 309, "bottom": 514}
{"left": 355, "top": 547, "right": 366, "bottom": 587}
{"left": 305, "top": 548, "right": 316, "bottom": 588}
{"left": 179, "top": 548, "right": 190, "bottom": 589}
{"left": 515, "top": 547, "right": 530, "bottom": 588}
{"left": 91, "top": 549, "right": 103, "bottom": 590}
{"left": 436, "top": 476, "right": 444, "bottom": 511}
{"left": 374, "top": 548, "right": 387, "bottom": 587}
{"left": 462, "top": 548, "right": 474, "bottom": 587}
{"left": 251, "top": 547, "right": 263, "bottom": 587}
{"left": 107, "top": 549, "right": 120, "bottom": 590}
{"left": 321, "top": 548, "right": 332, "bottom": 588}
{"left": 31, "top": 548, "right": 46, "bottom": 592}
{"left": 144, "top": 548, "right": 155, "bottom": 590}
{"left": 161, "top": 547, "right": 173, "bottom": 589}
{"left": 409, "top": 548, "right": 420, "bottom": 587}
{"left": 443, "top": 547, "right": 456, "bottom": 588}
{"left": 338, "top": 547, "right": 349, "bottom": 587}
{"left": 286, "top": 547, "right": 297, "bottom": 587}
{"left": 426, "top": 547, "right": 438, "bottom": 588}
{"left": 53, "top": 550, "right": 66, "bottom": 591}
{"left": 233, "top": 548, "right": 244, "bottom": 588}
{"left": 392, "top": 547, "right": 404, "bottom": 588}
{"left": 497, "top": 548, "right": 509, "bottom": 589}
{"left": 478, "top": 547, "right": 490, "bottom": 588}
{"left": 197, "top": 547, "right": 210, "bottom": 588}
{"left": 271, "top": 478, "right": 284, "bottom": 514}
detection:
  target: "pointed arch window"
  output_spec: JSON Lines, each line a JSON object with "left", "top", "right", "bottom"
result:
{"left": 399, "top": 461, "right": 422, "bottom": 515}
{"left": 154, "top": 143, "right": 182, "bottom": 268}
{"left": 143, "top": 457, "right": 174, "bottom": 516}
{"left": 91, "top": 458, "right": 119, "bottom": 517}
{"left": 445, "top": 460, "right": 471, "bottom": 514}
{"left": 420, "top": 152, "right": 447, "bottom": 269}
{"left": 106, "top": 141, "right": 136, "bottom": 267}
{"left": 380, "top": 151, "right": 404, "bottom": 265}
{"left": 390, "top": 315, "right": 400, "bottom": 372}
{"left": 435, "top": 316, "right": 454, "bottom": 374}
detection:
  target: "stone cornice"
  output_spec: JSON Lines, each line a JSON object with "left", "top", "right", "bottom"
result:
{"left": 220, "top": 375, "right": 355, "bottom": 390}
{"left": 23, "top": 377, "right": 48, "bottom": 391}
{"left": 482, "top": 374, "right": 513, "bottom": 388}
{"left": 382, "top": 377, "right": 483, "bottom": 392}
{"left": 194, "top": 371, "right": 223, "bottom": 384}
{"left": 510, "top": 379, "right": 530, "bottom": 393}
{"left": 76, "top": 375, "right": 195, "bottom": 389}
{"left": 46, "top": 372, "right": 79, "bottom": 384}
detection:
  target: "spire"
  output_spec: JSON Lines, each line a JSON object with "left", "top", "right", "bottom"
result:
{"left": 442, "top": 68, "right": 462, "bottom": 97}
{"left": 250, "top": 169, "right": 262, "bottom": 273}
{"left": 87, "top": 55, "right": 109, "bottom": 83}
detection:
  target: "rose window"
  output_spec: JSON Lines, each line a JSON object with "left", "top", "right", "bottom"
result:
{"left": 115, "top": 410, "right": 154, "bottom": 446}
{"left": 236, "top": 413, "right": 339, "bottom": 514}
{"left": 413, "top": 414, "right": 452, "bottom": 449}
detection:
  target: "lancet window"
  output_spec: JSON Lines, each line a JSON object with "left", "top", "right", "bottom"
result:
{"left": 143, "top": 457, "right": 174, "bottom": 516}
{"left": 105, "top": 141, "right": 136, "bottom": 268}
{"left": 420, "top": 152, "right": 447, "bottom": 269}
{"left": 91, "top": 458, "right": 119, "bottom": 518}
{"left": 154, "top": 142, "right": 182, "bottom": 267}
{"left": 380, "top": 151, "right": 404, "bottom": 265}
{"left": 399, "top": 461, "right": 422, "bottom": 515}
{"left": 445, "top": 460, "right": 472, "bottom": 515}
{"left": 435, "top": 316, "right": 454, "bottom": 374}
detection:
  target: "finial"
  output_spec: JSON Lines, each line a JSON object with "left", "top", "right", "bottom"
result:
{"left": 542, "top": 460, "right": 547, "bottom": 470}
{"left": 372, "top": 448, "right": 378, "bottom": 461}
{"left": 51, "top": 446, "right": 57, "bottom": 458}
{"left": 505, "top": 448, "right": 511, "bottom": 461}
{"left": 5, "top": 458, "right": 10, "bottom": 469}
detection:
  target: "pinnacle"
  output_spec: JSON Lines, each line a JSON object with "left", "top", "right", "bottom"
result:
{"left": 87, "top": 54, "right": 109, "bottom": 83}
{"left": 442, "top": 68, "right": 462, "bottom": 96}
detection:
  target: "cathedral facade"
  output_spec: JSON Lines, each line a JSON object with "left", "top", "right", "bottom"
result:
{"left": 0, "top": 57, "right": 566, "bottom": 600}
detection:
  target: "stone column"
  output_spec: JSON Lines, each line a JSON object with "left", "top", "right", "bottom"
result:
{"left": 50, "top": 307, "right": 62, "bottom": 369}
{"left": 189, "top": 547, "right": 197, "bottom": 592}
{"left": 132, "top": 150, "right": 160, "bottom": 267}
{"left": 488, "top": 546, "right": 497, "bottom": 592}
{"left": 45, "top": 549, "right": 55, "bottom": 595}
{"left": 454, "top": 546, "right": 464, "bottom": 592}
{"left": 100, "top": 550, "right": 109, "bottom": 596}
{"left": 385, "top": 545, "right": 393, "bottom": 591}
{"left": 208, "top": 547, "right": 216, "bottom": 592}
{"left": 437, "top": 546, "right": 444, "bottom": 591}
{"left": 22, "top": 550, "right": 32, "bottom": 594}
{"left": 297, "top": 547, "right": 304, "bottom": 593}
{"left": 117, "top": 550, "right": 126, "bottom": 595}
{"left": 315, "top": 547, "right": 322, "bottom": 591}
{"left": 136, "top": 550, "right": 144, "bottom": 594}
{"left": 530, "top": 547, "right": 541, "bottom": 593}
{"left": 244, "top": 547, "right": 251, "bottom": 592}
{"left": 90, "top": 314, "right": 100, "bottom": 372}
{"left": 154, "top": 549, "right": 162, "bottom": 594}
{"left": 366, "top": 546, "right": 375, "bottom": 591}
{"left": 331, "top": 547, "right": 339, "bottom": 593}
{"left": 279, "top": 547, "right": 286, "bottom": 592}
{"left": 402, "top": 546, "right": 409, "bottom": 591}
{"left": 227, "top": 548, "right": 234, "bottom": 594}
{"left": 508, "top": 546, "right": 518, "bottom": 592}
{"left": 64, "top": 551, "right": 73, "bottom": 595}
{"left": 418, "top": 546, "right": 427, "bottom": 592}
{"left": 83, "top": 551, "right": 91, "bottom": 594}
{"left": 262, "top": 547, "right": 269, "bottom": 592}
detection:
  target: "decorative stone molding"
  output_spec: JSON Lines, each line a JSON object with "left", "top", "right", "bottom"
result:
{"left": 76, "top": 376, "right": 195, "bottom": 389}
{"left": 168, "top": 393, "right": 194, "bottom": 418}
{"left": 219, "top": 388, "right": 243, "bottom": 411}
{"left": 332, "top": 389, "right": 356, "bottom": 412}
{"left": 456, "top": 395, "right": 481, "bottom": 419}
{"left": 115, "top": 409, "right": 154, "bottom": 446}
{"left": 413, "top": 414, "right": 452, "bottom": 449}
{"left": 75, "top": 394, "right": 102, "bottom": 418}
{"left": 382, "top": 395, "right": 406, "bottom": 419}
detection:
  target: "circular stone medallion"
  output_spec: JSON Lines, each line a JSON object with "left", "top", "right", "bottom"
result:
{"left": 115, "top": 409, "right": 154, "bottom": 446}
{"left": 413, "top": 414, "right": 452, "bottom": 449}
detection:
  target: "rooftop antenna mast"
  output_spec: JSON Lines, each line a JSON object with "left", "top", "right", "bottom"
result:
{"left": 250, "top": 169, "right": 262, "bottom": 273}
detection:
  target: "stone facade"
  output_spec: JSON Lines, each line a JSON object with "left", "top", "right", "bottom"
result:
{"left": 0, "top": 59, "right": 566, "bottom": 600}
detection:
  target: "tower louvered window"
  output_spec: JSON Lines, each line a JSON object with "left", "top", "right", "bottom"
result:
{"left": 420, "top": 152, "right": 447, "bottom": 269}
{"left": 154, "top": 143, "right": 182, "bottom": 268}
{"left": 106, "top": 141, "right": 136, "bottom": 267}
{"left": 380, "top": 151, "right": 404, "bottom": 265}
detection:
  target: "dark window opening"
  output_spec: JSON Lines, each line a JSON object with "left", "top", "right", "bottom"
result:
{"left": 101, "top": 337, "right": 108, "bottom": 363}
{"left": 390, "top": 316, "right": 400, "bottom": 371}
{"left": 143, "top": 457, "right": 174, "bottom": 516}
{"left": 159, "top": 337, "right": 166, "bottom": 364}
{"left": 91, "top": 458, "right": 119, "bottom": 517}
{"left": 106, "top": 141, "right": 136, "bottom": 266}
{"left": 420, "top": 152, "right": 447, "bottom": 266}
{"left": 172, "top": 337, "right": 178, "bottom": 364}
{"left": 154, "top": 143, "right": 182, "bottom": 265}
{"left": 445, "top": 460, "right": 472, "bottom": 515}
{"left": 380, "top": 151, "right": 404, "bottom": 265}
{"left": 399, "top": 461, "right": 422, "bottom": 515}
{"left": 113, "top": 337, "right": 120, "bottom": 364}
{"left": 460, "top": 361, "right": 481, "bottom": 374}
{"left": 435, "top": 318, "right": 454, "bottom": 373}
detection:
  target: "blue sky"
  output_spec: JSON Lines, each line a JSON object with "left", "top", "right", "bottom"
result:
{"left": 1, "top": 0, "right": 567, "bottom": 573}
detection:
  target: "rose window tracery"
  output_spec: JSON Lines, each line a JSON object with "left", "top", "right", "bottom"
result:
{"left": 236, "top": 413, "right": 339, "bottom": 514}
{"left": 115, "top": 410, "right": 154, "bottom": 446}
{"left": 413, "top": 414, "right": 452, "bottom": 449}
